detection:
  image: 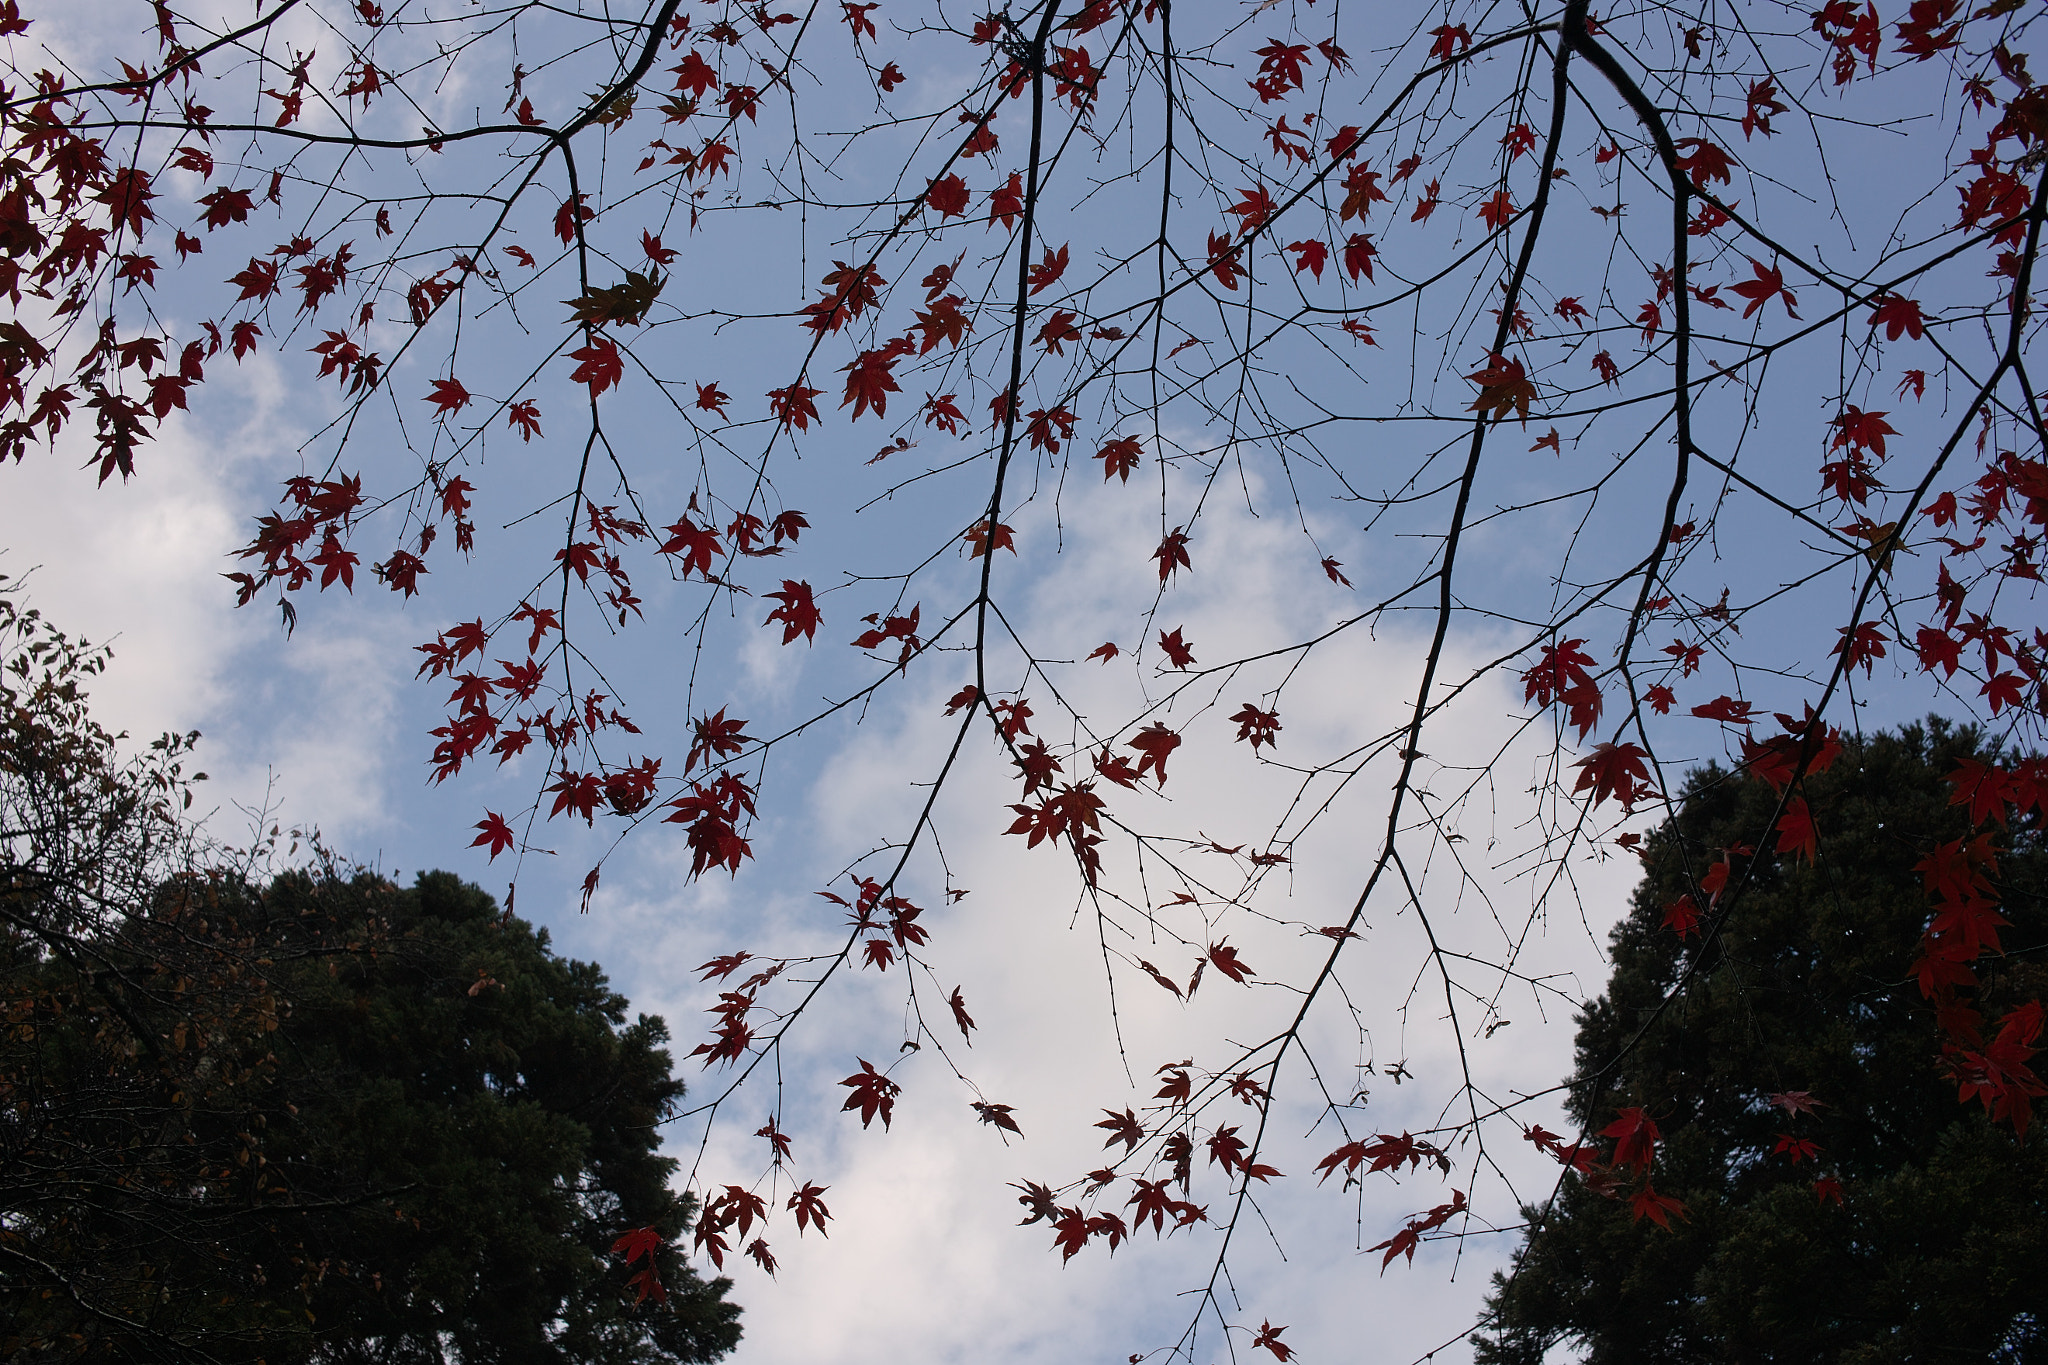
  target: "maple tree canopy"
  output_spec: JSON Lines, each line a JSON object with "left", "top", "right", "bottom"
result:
{"left": 7, "top": 0, "right": 2048, "bottom": 1352}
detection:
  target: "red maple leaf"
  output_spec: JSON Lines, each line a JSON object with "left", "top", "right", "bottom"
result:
{"left": 1230, "top": 703, "right": 1281, "bottom": 750}
{"left": 926, "top": 173, "right": 969, "bottom": 218}
{"left": 1229, "top": 184, "right": 1276, "bottom": 233}
{"left": 1154, "top": 527, "right": 1192, "bottom": 582}
{"left": 841, "top": 341, "right": 909, "bottom": 420}
{"left": 1288, "top": 238, "right": 1327, "bottom": 279}
{"left": 1661, "top": 894, "right": 1701, "bottom": 939}
{"left": 1869, "top": 294, "right": 1926, "bottom": 340}
{"left": 1159, "top": 627, "right": 1196, "bottom": 669}
{"left": 764, "top": 580, "right": 821, "bottom": 643}
{"left": 1128, "top": 723, "right": 1181, "bottom": 786}
{"left": 838, "top": 1059, "right": 902, "bottom": 1129}
{"left": 425, "top": 376, "right": 471, "bottom": 415}
{"left": 1252, "top": 1322, "right": 1294, "bottom": 1362}
{"left": 1602, "top": 1106, "right": 1662, "bottom": 1169}
{"left": 1028, "top": 243, "right": 1070, "bottom": 294}
{"left": 1830, "top": 405, "right": 1897, "bottom": 458}
{"left": 1573, "top": 743, "right": 1655, "bottom": 812}
{"left": 1672, "top": 136, "right": 1734, "bottom": 188}
{"left": 471, "top": 811, "right": 516, "bottom": 859}
{"left": 568, "top": 337, "right": 622, "bottom": 395}
{"left": 1775, "top": 796, "right": 1819, "bottom": 863}
{"left": 1629, "top": 1182, "right": 1688, "bottom": 1229}
{"left": 1731, "top": 257, "right": 1799, "bottom": 318}
{"left": 787, "top": 1182, "right": 832, "bottom": 1234}
{"left": 1207, "top": 940, "right": 1255, "bottom": 983}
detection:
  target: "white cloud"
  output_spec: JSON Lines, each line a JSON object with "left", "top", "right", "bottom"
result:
{"left": 581, "top": 472, "right": 1639, "bottom": 1364}
{"left": 0, "top": 356, "right": 407, "bottom": 849}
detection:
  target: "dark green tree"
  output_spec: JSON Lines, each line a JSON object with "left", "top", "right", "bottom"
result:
{"left": 1, "top": 582, "right": 738, "bottom": 1362}
{"left": 243, "top": 868, "right": 744, "bottom": 1365}
{"left": 5, "top": 865, "right": 743, "bottom": 1365}
{"left": 1476, "top": 720, "right": 2048, "bottom": 1365}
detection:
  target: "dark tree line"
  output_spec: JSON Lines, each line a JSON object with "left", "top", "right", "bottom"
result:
{"left": 1, "top": 581, "right": 740, "bottom": 1363}
{"left": 1478, "top": 720, "right": 2048, "bottom": 1364}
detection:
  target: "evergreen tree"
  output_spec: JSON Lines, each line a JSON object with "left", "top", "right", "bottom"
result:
{"left": 1476, "top": 720, "right": 2048, "bottom": 1365}
{"left": 2, "top": 585, "right": 739, "bottom": 1362}
{"left": 247, "top": 869, "right": 743, "bottom": 1365}
{"left": 4, "top": 866, "right": 743, "bottom": 1363}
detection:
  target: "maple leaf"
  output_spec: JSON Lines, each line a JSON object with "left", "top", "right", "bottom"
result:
{"left": 768, "top": 382, "right": 823, "bottom": 431}
{"left": 1428, "top": 23, "right": 1471, "bottom": 59}
{"left": 1096, "top": 435, "right": 1143, "bottom": 483}
{"left": 695, "top": 382, "right": 730, "bottom": 417}
{"left": 425, "top": 377, "right": 470, "bottom": 417}
{"left": 926, "top": 172, "right": 969, "bottom": 218}
{"left": 1573, "top": 743, "right": 1655, "bottom": 813}
{"left": 1477, "top": 190, "right": 1515, "bottom": 231}
{"left": 1672, "top": 137, "right": 1734, "bottom": 188}
{"left": 1230, "top": 703, "right": 1281, "bottom": 750}
{"left": 1028, "top": 244, "right": 1070, "bottom": 294}
{"left": 1467, "top": 353, "right": 1535, "bottom": 424}
{"left": 1603, "top": 1107, "right": 1662, "bottom": 1169}
{"left": 1097, "top": 1107, "right": 1145, "bottom": 1152}
{"left": 1661, "top": 894, "right": 1701, "bottom": 938}
{"left": 506, "top": 400, "right": 543, "bottom": 441}
{"left": 686, "top": 708, "right": 753, "bottom": 775}
{"left": 1768, "top": 1088, "right": 1829, "bottom": 1118}
{"left": 1830, "top": 405, "right": 1896, "bottom": 458}
{"left": 1833, "top": 621, "right": 1888, "bottom": 676}
{"left": 553, "top": 193, "right": 594, "bottom": 244}
{"left": 568, "top": 337, "right": 623, "bottom": 395}
{"left": 1050, "top": 1207, "right": 1093, "bottom": 1261}
{"left": 763, "top": 580, "right": 820, "bottom": 644}
{"left": 1229, "top": 184, "right": 1277, "bottom": 233}
{"left": 840, "top": 342, "right": 908, "bottom": 419}
{"left": 1691, "top": 695, "right": 1755, "bottom": 726}
{"left": 1128, "top": 723, "right": 1181, "bottom": 787}
{"left": 471, "top": 811, "right": 516, "bottom": 860}
{"left": 838, "top": 1059, "right": 901, "bottom": 1129}
{"left": 787, "top": 1182, "right": 832, "bottom": 1235}
{"left": 1252, "top": 1322, "right": 1295, "bottom": 1362}
{"left": 567, "top": 270, "right": 665, "bottom": 327}
{"left": 1775, "top": 796, "right": 1819, "bottom": 863}
{"left": 948, "top": 985, "right": 976, "bottom": 1040}
{"left": 657, "top": 515, "right": 721, "bottom": 579}
{"left": 1206, "top": 231, "right": 1242, "bottom": 290}
{"left": 1731, "top": 257, "right": 1799, "bottom": 319}
{"left": 1154, "top": 527, "right": 1192, "bottom": 582}
{"left": 612, "top": 1225, "right": 663, "bottom": 1264}
{"left": 1629, "top": 1182, "right": 1688, "bottom": 1229}
{"left": 1288, "top": 238, "right": 1327, "bottom": 280}
{"left": 973, "top": 1101, "right": 1023, "bottom": 1136}
{"left": 1207, "top": 940, "right": 1255, "bottom": 983}
{"left": 1774, "top": 1132, "right": 1823, "bottom": 1163}
{"left": 985, "top": 172, "right": 1024, "bottom": 230}
{"left": 1159, "top": 627, "right": 1196, "bottom": 669}
{"left": 1869, "top": 294, "right": 1926, "bottom": 340}
{"left": 964, "top": 519, "right": 1016, "bottom": 558}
